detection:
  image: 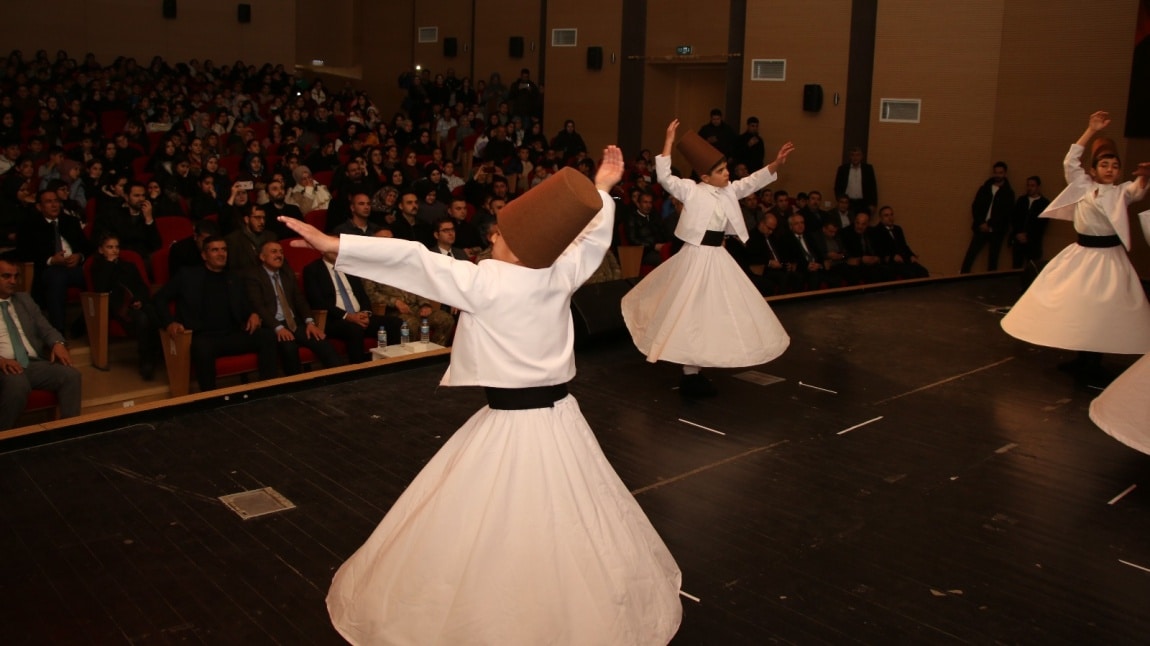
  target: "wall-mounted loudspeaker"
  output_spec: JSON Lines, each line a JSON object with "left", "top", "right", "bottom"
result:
{"left": 586, "top": 46, "right": 603, "bottom": 71}
{"left": 237, "top": 3, "right": 251, "bottom": 23}
{"left": 803, "top": 84, "right": 823, "bottom": 112}
{"left": 509, "top": 36, "right": 525, "bottom": 58}
{"left": 444, "top": 37, "right": 458, "bottom": 58}
{"left": 162, "top": 0, "right": 177, "bottom": 19}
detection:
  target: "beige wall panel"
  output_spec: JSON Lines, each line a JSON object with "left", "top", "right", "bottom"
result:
{"left": 0, "top": 0, "right": 295, "bottom": 67}
{"left": 359, "top": 1, "right": 415, "bottom": 118}
{"left": 473, "top": 0, "right": 542, "bottom": 97}
{"left": 645, "top": 0, "right": 731, "bottom": 59}
{"left": 742, "top": 0, "right": 853, "bottom": 204}
{"left": 543, "top": 0, "right": 623, "bottom": 157}
{"left": 412, "top": 1, "right": 475, "bottom": 81}
{"left": 296, "top": 0, "right": 357, "bottom": 68}
{"left": 641, "top": 65, "right": 683, "bottom": 159}
{"left": 868, "top": 0, "right": 1006, "bottom": 276}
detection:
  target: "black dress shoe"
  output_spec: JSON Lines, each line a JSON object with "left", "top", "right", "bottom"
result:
{"left": 680, "top": 373, "right": 718, "bottom": 398}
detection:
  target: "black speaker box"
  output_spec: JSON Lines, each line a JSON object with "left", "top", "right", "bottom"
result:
{"left": 571, "top": 279, "right": 634, "bottom": 339}
{"left": 802, "top": 84, "right": 823, "bottom": 112}
{"left": 586, "top": 46, "right": 603, "bottom": 71}
{"left": 509, "top": 36, "right": 525, "bottom": 58}
{"left": 162, "top": 0, "right": 177, "bottom": 19}
{"left": 444, "top": 37, "right": 458, "bottom": 57}
{"left": 237, "top": 3, "right": 251, "bottom": 23}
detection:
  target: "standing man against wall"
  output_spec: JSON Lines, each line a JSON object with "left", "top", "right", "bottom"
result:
{"left": 961, "top": 161, "right": 1015, "bottom": 273}
{"left": 834, "top": 147, "right": 878, "bottom": 217}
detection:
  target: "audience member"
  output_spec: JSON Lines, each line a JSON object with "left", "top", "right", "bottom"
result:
{"left": 1009, "top": 175, "right": 1050, "bottom": 268}
{"left": 244, "top": 240, "right": 343, "bottom": 375}
{"left": 225, "top": 203, "right": 276, "bottom": 271}
{"left": 833, "top": 147, "right": 878, "bottom": 216}
{"left": 0, "top": 254, "right": 82, "bottom": 430}
{"left": 17, "top": 189, "right": 89, "bottom": 333}
{"left": 90, "top": 233, "right": 161, "bottom": 379}
{"left": 872, "top": 205, "right": 929, "bottom": 279}
{"left": 960, "top": 161, "right": 1014, "bottom": 273}
{"left": 303, "top": 252, "right": 401, "bottom": 364}
{"left": 153, "top": 236, "right": 277, "bottom": 392}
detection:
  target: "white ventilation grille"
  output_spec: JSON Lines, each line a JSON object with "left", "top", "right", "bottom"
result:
{"left": 751, "top": 59, "right": 786, "bottom": 81}
{"left": 880, "top": 99, "right": 921, "bottom": 123}
{"left": 552, "top": 28, "right": 578, "bottom": 47}
{"left": 418, "top": 27, "right": 439, "bottom": 43}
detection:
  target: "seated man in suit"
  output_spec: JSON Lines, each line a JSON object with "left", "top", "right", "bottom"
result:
{"left": 0, "top": 254, "right": 82, "bottom": 430}
{"left": 153, "top": 236, "right": 279, "bottom": 392}
{"left": 839, "top": 211, "right": 891, "bottom": 283}
{"left": 743, "top": 213, "right": 798, "bottom": 295}
{"left": 813, "top": 218, "right": 856, "bottom": 285}
{"left": 245, "top": 240, "right": 343, "bottom": 375}
{"left": 872, "top": 205, "right": 929, "bottom": 279}
{"left": 428, "top": 216, "right": 470, "bottom": 259}
{"left": 622, "top": 191, "right": 669, "bottom": 267}
{"left": 302, "top": 252, "right": 402, "bottom": 364}
{"left": 17, "top": 189, "right": 89, "bottom": 334}
{"left": 778, "top": 213, "right": 827, "bottom": 292}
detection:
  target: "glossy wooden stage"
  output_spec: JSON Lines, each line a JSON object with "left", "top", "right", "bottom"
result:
{"left": 2, "top": 275, "right": 1148, "bottom": 644}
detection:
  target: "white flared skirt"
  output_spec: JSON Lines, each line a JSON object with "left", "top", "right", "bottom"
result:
{"left": 327, "top": 395, "right": 683, "bottom": 645}
{"left": 1090, "top": 353, "right": 1150, "bottom": 455}
{"left": 620, "top": 244, "right": 790, "bottom": 367}
{"left": 1001, "top": 244, "right": 1150, "bottom": 354}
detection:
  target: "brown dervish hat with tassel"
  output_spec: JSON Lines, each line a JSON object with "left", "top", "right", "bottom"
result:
{"left": 1091, "top": 137, "right": 1120, "bottom": 166}
{"left": 677, "top": 130, "right": 726, "bottom": 177}
{"left": 498, "top": 166, "right": 602, "bottom": 269}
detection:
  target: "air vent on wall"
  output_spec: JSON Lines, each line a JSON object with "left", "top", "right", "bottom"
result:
{"left": 418, "top": 27, "right": 438, "bottom": 43}
{"left": 880, "top": 99, "right": 921, "bottom": 123}
{"left": 552, "top": 28, "right": 578, "bottom": 47}
{"left": 751, "top": 59, "right": 786, "bottom": 81}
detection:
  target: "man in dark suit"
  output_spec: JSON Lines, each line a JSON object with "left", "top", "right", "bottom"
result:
{"left": 303, "top": 254, "right": 401, "bottom": 364}
{"left": 778, "top": 213, "right": 827, "bottom": 292}
{"left": 743, "top": 214, "right": 798, "bottom": 295}
{"left": 961, "top": 161, "right": 1015, "bottom": 273}
{"left": 0, "top": 255, "right": 82, "bottom": 430}
{"left": 245, "top": 240, "right": 343, "bottom": 375}
{"left": 1009, "top": 175, "right": 1050, "bottom": 268}
{"left": 840, "top": 211, "right": 890, "bottom": 283}
{"left": 622, "top": 192, "right": 669, "bottom": 267}
{"left": 872, "top": 205, "right": 929, "bottom": 279}
{"left": 428, "top": 216, "right": 471, "bottom": 260}
{"left": 17, "top": 189, "right": 89, "bottom": 334}
{"left": 833, "top": 147, "right": 879, "bottom": 216}
{"left": 153, "top": 236, "right": 278, "bottom": 392}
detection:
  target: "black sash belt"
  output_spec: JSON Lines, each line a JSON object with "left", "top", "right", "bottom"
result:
{"left": 700, "top": 230, "right": 725, "bottom": 246}
{"left": 485, "top": 383, "right": 569, "bottom": 410}
{"left": 1077, "top": 234, "right": 1121, "bottom": 248}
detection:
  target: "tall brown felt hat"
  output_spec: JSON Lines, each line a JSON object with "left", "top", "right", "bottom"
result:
{"left": 1091, "top": 137, "right": 1120, "bottom": 165}
{"left": 677, "top": 130, "right": 725, "bottom": 177}
{"left": 498, "top": 166, "right": 601, "bottom": 269}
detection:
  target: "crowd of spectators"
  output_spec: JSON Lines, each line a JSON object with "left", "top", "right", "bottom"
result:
{"left": 0, "top": 48, "right": 955, "bottom": 427}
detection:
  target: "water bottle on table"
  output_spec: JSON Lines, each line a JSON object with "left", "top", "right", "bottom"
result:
{"left": 420, "top": 317, "right": 430, "bottom": 344}
{"left": 376, "top": 324, "right": 387, "bottom": 349}
{"left": 400, "top": 321, "right": 410, "bottom": 346}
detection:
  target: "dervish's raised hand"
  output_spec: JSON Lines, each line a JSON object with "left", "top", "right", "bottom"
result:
{"left": 594, "top": 145, "right": 625, "bottom": 191}
{"left": 280, "top": 216, "right": 340, "bottom": 255}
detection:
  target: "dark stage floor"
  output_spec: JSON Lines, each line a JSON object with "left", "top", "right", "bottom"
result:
{"left": 3, "top": 276, "right": 1149, "bottom": 645}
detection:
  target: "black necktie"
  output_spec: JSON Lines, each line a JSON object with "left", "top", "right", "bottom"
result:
{"left": 53, "top": 220, "right": 63, "bottom": 253}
